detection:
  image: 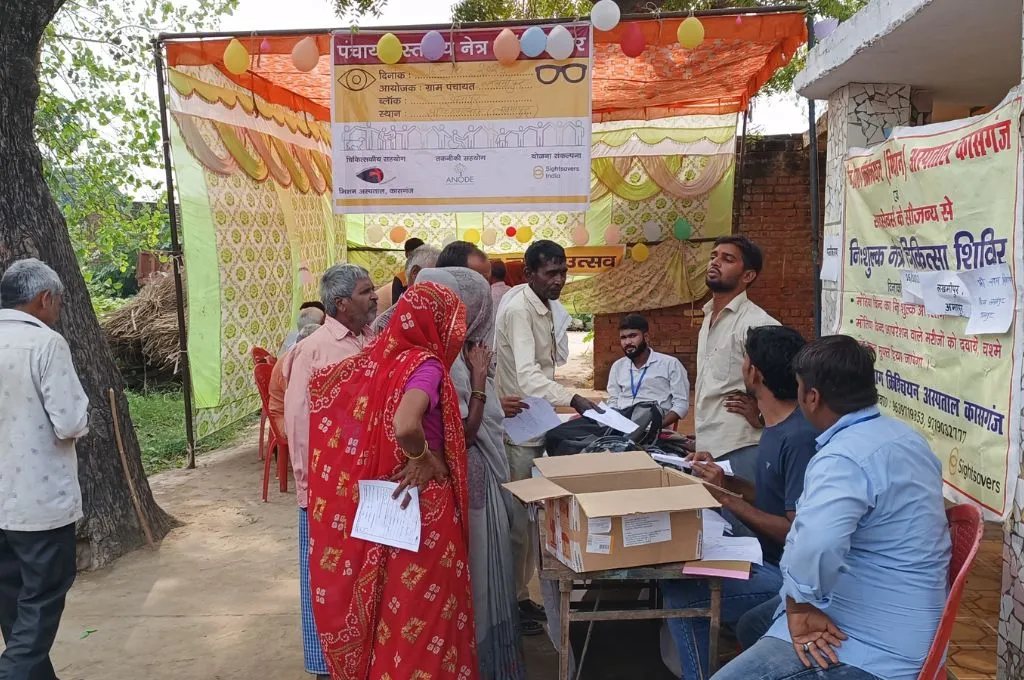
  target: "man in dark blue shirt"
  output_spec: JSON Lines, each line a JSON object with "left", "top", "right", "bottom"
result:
{"left": 661, "top": 325, "right": 819, "bottom": 680}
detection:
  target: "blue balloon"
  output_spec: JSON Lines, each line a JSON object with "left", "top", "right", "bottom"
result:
{"left": 520, "top": 26, "right": 547, "bottom": 58}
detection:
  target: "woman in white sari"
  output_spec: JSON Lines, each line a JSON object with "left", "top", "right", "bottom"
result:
{"left": 417, "top": 267, "right": 527, "bottom": 680}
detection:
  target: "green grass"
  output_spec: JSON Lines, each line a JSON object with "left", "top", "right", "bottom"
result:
{"left": 126, "top": 389, "right": 256, "bottom": 475}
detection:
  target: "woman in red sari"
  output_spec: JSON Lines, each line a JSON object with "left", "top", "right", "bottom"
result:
{"left": 306, "top": 282, "right": 478, "bottom": 680}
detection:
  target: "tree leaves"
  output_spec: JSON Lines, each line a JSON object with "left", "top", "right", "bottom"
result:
{"left": 40, "top": 0, "right": 239, "bottom": 298}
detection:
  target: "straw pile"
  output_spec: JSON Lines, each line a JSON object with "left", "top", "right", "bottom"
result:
{"left": 102, "top": 273, "right": 184, "bottom": 379}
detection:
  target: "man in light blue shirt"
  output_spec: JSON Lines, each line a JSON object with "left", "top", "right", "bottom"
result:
{"left": 713, "top": 335, "right": 950, "bottom": 680}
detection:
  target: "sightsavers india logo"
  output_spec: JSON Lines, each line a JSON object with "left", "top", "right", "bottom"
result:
{"left": 947, "top": 448, "right": 1001, "bottom": 494}
{"left": 446, "top": 164, "right": 474, "bottom": 185}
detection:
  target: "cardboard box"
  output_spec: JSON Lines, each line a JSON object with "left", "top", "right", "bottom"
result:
{"left": 503, "top": 451, "right": 720, "bottom": 572}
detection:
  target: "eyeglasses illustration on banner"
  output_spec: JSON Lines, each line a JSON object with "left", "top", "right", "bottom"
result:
{"left": 535, "top": 63, "right": 588, "bottom": 85}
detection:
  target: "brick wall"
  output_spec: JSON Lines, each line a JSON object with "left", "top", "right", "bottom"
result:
{"left": 593, "top": 134, "right": 826, "bottom": 389}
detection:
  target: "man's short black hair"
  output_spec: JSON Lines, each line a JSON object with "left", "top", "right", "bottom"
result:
{"left": 792, "top": 335, "right": 879, "bottom": 415}
{"left": 524, "top": 240, "right": 566, "bottom": 271}
{"left": 437, "top": 240, "right": 485, "bottom": 268}
{"left": 618, "top": 313, "right": 649, "bottom": 334}
{"left": 491, "top": 259, "right": 506, "bottom": 280}
{"left": 404, "top": 237, "right": 425, "bottom": 255}
{"left": 299, "top": 301, "right": 325, "bottom": 313}
{"left": 713, "top": 235, "right": 764, "bottom": 273}
{"left": 745, "top": 325, "right": 806, "bottom": 401}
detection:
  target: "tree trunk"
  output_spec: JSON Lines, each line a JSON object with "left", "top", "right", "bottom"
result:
{"left": 0, "top": 0, "right": 175, "bottom": 568}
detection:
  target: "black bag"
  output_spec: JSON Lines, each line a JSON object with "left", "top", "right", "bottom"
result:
{"left": 544, "top": 401, "right": 664, "bottom": 456}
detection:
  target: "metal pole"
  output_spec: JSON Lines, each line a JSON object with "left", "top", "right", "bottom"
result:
{"left": 805, "top": 13, "right": 822, "bottom": 338}
{"left": 156, "top": 5, "right": 807, "bottom": 42}
{"left": 734, "top": 108, "right": 749, "bottom": 233}
{"left": 152, "top": 38, "right": 198, "bottom": 469}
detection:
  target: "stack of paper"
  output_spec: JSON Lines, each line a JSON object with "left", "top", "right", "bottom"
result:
{"left": 651, "top": 452, "right": 735, "bottom": 477}
{"left": 682, "top": 520, "right": 761, "bottom": 580}
{"left": 702, "top": 510, "right": 733, "bottom": 537}
{"left": 582, "top": 402, "right": 640, "bottom": 434}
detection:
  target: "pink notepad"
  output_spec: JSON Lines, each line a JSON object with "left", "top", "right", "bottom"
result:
{"left": 682, "top": 560, "right": 752, "bottom": 580}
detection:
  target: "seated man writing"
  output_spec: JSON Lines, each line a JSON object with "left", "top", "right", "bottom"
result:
{"left": 606, "top": 313, "right": 690, "bottom": 429}
{"left": 713, "top": 335, "right": 951, "bottom": 680}
{"left": 661, "top": 325, "right": 818, "bottom": 680}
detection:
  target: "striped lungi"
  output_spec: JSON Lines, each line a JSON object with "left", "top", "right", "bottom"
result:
{"left": 299, "top": 508, "right": 329, "bottom": 675}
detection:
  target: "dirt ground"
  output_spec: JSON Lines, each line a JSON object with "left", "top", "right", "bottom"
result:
{"left": 40, "top": 333, "right": 680, "bottom": 679}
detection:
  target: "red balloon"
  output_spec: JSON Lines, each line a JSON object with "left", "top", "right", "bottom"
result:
{"left": 621, "top": 23, "right": 645, "bottom": 58}
{"left": 505, "top": 226, "right": 517, "bottom": 237}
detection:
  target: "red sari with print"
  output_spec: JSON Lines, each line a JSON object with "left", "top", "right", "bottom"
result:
{"left": 306, "top": 282, "right": 478, "bottom": 680}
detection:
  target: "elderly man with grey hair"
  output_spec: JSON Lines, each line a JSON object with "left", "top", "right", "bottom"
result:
{"left": 372, "top": 244, "right": 440, "bottom": 334}
{"left": 281, "top": 263, "right": 376, "bottom": 679}
{"left": 0, "top": 258, "right": 89, "bottom": 679}
{"left": 278, "top": 301, "right": 326, "bottom": 356}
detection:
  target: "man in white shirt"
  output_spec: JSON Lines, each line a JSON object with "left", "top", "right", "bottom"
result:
{"left": 607, "top": 313, "right": 689, "bottom": 429}
{"left": 494, "top": 240, "right": 600, "bottom": 635}
{"left": 0, "top": 259, "right": 89, "bottom": 679}
{"left": 695, "top": 235, "right": 779, "bottom": 481}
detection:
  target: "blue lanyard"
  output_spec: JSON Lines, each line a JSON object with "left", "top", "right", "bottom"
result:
{"left": 629, "top": 365, "right": 649, "bottom": 400}
{"left": 820, "top": 412, "right": 881, "bottom": 448}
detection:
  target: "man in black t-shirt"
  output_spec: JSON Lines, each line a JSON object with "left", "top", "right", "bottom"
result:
{"left": 661, "top": 325, "right": 818, "bottom": 680}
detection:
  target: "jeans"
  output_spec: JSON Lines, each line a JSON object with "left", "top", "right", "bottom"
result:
{"left": 737, "top": 595, "right": 782, "bottom": 649}
{"left": 711, "top": 636, "right": 880, "bottom": 680}
{"left": 0, "top": 524, "right": 77, "bottom": 680}
{"left": 661, "top": 562, "right": 783, "bottom": 680}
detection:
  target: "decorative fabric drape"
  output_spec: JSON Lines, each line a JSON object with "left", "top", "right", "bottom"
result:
{"left": 559, "top": 240, "right": 712, "bottom": 315}
{"left": 591, "top": 155, "right": 732, "bottom": 201}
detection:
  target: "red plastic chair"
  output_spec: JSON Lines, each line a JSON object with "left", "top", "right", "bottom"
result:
{"left": 250, "top": 346, "right": 275, "bottom": 460}
{"left": 254, "top": 362, "right": 290, "bottom": 502}
{"left": 917, "top": 503, "right": 985, "bottom": 680}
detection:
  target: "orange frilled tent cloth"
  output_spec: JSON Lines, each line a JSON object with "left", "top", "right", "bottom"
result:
{"left": 165, "top": 12, "right": 806, "bottom": 123}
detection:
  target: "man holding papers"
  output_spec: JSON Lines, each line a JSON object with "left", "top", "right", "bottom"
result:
{"left": 494, "top": 239, "right": 601, "bottom": 634}
{"left": 662, "top": 325, "right": 818, "bottom": 680}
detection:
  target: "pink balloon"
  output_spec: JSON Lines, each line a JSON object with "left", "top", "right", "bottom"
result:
{"left": 605, "top": 226, "right": 621, "bottom": 244}
{"left": 572, "top": 226, "right": 589, "bottom": 246}
{"left": 493, "top": 28, "right": 520, "bottom": 66}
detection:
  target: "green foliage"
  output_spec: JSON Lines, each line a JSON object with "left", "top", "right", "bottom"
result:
{"left": 332, "top": 0, "right": 868, "bottom": 93}
{"left": 39, "top": 0, "right": 238, "bottom": 296}
{"left": 127, "top": 388, "right": 256, "bottom": 474}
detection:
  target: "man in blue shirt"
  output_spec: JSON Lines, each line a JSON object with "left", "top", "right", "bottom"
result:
{"left": 712, "top": 335, "right": 951, "bottom": 680}
{"left": 661, "top": 325, "right": 818, "bottom": 680}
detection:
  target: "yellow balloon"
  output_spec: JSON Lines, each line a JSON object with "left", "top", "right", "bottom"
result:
{"left": 464, "top": 228, "right": 481, "bottom": 244}
{"left": 515, "top": 226, "right": 533, "bottom": 244}
{"left": 677, "top": 17, "right": 705, "bottom": 49}
{"left": 377, "top": 33, "right": 403, "bottom": 65}
{"left": 224, "top": 38, "right": 250, "bottom": 75}
{"left": 631, "top": 243, "right": 650, "bottom": 262}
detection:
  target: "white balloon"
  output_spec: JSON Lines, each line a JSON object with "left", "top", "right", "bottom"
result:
{"left": 546, "top": 24, "right": 575, "bottom": 60}
{"left": 643, "top": 221, "right": 662, "bottom": 242}
{"left": 591, "top": 0, "right": 621, "bottom": 32}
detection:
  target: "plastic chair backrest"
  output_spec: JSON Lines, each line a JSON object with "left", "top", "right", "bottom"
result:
{"left": 253, "top": 362, "right": 285, "bottom": 441}
{"left": 916, "top": 503, "right": 984, "bottom": 680}
{"left": 251, "top": 346, "right": 273, "bottom": 365}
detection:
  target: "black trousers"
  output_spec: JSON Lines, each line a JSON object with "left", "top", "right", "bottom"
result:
{"left": 0, "top": 524, "right": 77, "bottom": 680}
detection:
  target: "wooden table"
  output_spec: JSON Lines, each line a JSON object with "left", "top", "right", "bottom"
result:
{"left": 539, "top": 549, "right": 723, "bottom": 680}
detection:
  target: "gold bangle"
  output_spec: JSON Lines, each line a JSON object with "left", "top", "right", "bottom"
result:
{"left": 406, "top": 440, "right": 428, "bottom": 460}
{"left": 471, "top": 390, "right": 487, "bottom": 403}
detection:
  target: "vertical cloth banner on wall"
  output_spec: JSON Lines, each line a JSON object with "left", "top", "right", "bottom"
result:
{"left": 837, "top": 90, "right": 1023, "bottom": 520}
{"left": 331, "top": 25, "right": 592, "bottom": 213}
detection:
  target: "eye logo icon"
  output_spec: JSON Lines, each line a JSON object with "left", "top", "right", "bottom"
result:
{"left": 338, "top": 69, "right": 376, "bottom": 92}
{"left": 948, "top": 449, "right": 959, "bottom": 474}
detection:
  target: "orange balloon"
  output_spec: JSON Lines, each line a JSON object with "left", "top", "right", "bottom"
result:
{"left": 493, "top": 29, "right": 521, "bottom": 66}
{"left": 389, "top": 226, "right": 408, "bottom": 243}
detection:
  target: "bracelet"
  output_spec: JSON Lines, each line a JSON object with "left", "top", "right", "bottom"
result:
{"left": 471, "top": 390, "right": 487, "bottom": 403}
{"left": 405, "top": 440, "right": 428, "bottom": 460}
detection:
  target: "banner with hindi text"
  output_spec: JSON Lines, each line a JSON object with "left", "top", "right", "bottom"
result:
{"left": 331, "top": 25, "right": 592, "bottom": 214}
{"left": 837, "top": 91, "right": 1023, "bottom": 519}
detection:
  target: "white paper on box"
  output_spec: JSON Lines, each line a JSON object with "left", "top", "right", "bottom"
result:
{"left": 701, "top": 535, "right": 763, "bottom": 565}
{"left": 350, "top": 480, "right": 421, "bottom": 552}
{"left": 621, "top": 511, "right": 672, "bottom": 547}
{"left": 587, "top": 517, "right": 612, "bottom": 534}
{"left": 586, "top": 533, "right": 612, "bottom": 554}
{"left": 570, "top": 540, "right": 585, "bottom": 570}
